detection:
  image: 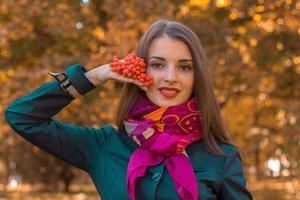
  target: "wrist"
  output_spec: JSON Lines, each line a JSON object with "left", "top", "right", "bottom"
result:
{"left": 85, "top": 70, "right": 101, "bottom": 86}
{"left": 85, "top": 65, "right": 109, "bottom": 86}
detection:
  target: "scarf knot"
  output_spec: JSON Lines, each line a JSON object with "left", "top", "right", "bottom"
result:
{"left": 125, "top": 96, "right": 202, "bottom": 200}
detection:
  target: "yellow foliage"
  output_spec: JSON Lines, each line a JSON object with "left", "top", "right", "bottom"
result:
{"left": 215, "top": 0, "right": 230, "bottom": 8}
{"left": 276, "top": 110, "right": 286, "bottom": 121}
{"left": 98, "top": 91, "right": 106, "bottom": 98}
{"left": 242, "top": 53, "right": 250, "bottom": 64}
{"left": 237, "top": 26, "right": 246, "bottom": 34}
{"left": 293, "top": 56, "right": 300, "bottom": 64}
{"left": 7, "top": 69, "right": 14, "bottom": 77}
{"left": 285, "top": 0, "right": 292, "bottom": 4}
{"left": 0, "top": 3, "right": 8, "bottom": 14}
{"left": 296, "top": 1, "right": 300, "bottom": 9}
{"left": 274, "top": 135, "right": 284, "bottom": 144}
{"left": 190, "top": 0, "right": 210, "bottom": 9}
{"left": 178, "top": 5, "right": 190, "bottom": 16}
{"left": 250, "top": 38, "right": 257, "bottom": 47}
{"left": 229, "top": 11, "right": 238, "bottom": 20}
{"left": 223, "top": 96, "right": 256, "bottom": 135}
{"left": 217, "top": 58, "right": 226, "bottom": 65}
{"left": 255, "top": 5, "right": 265, "bottom": 12}
{"left": 0, "top": 72, "right": 7, "bottom": 83}
{"left": 271, "top": 65, "right": 285, "bottom": 73}
{"left": 260, "top": 76, "right": 276, "bottom": 93}
{"left": 257, "top": 19, "right": 275, "bottom": 32}
{"left": 0, "top": 49, "right": 11, "bottom": 58}
{"left": 56, "top": 2, "right": 68, "bottom": 11}
{"left": 227, "top": 40, "right": 239, "bottom": 48}
{"left": 253, "top": 14, "right": 262, "bottom": 22}
{"left": 276, "top": 18, "right": 284, "bottom": 25}
{"left": 276, "top": 42, "right": 284, "bottom": 50}
{"left": 92, "top": 27, "right": 105, "bottom": 41}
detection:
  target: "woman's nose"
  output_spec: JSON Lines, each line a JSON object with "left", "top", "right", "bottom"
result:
{"left": 164, "top": 66, "right": 178, "bottom": 83}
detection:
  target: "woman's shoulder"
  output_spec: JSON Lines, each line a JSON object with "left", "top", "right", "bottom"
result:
{"left": 219, "top": 142, "right": 240, "bottom": 155}
{"left": 94, "top": 124, "right": 138, "bottom": 149}
{"left": 188, "top": 141, "right": 243, "bottom": 173}
{"left": 89, "top": 124, "right": 118, "bottom": 143}
{"left": 190, "top": 140, "right": 239, "bottom": 156}
{"left": 97, "top": 124, "right": 117, "bottom": 132}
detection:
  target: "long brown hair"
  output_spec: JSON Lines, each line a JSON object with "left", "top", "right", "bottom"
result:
{"left": 115, "top": 19, "right": 237, "bottom": 155}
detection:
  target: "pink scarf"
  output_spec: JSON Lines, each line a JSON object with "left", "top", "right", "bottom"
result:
{"left": 124, "top": 96, "right": 202, "bottom": 200}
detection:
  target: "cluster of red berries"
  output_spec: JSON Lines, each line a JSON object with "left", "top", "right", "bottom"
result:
{"left": 109, "top": 53, "right": 153, "bottom": 87}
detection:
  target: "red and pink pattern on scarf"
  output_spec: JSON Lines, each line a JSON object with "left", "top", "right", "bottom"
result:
{"left": 125, "top": 96, "right": 202, "bottom": 200}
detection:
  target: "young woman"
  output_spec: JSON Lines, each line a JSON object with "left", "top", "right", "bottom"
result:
{"left": 5, "top": 19, "right": 253, "bottom": 200}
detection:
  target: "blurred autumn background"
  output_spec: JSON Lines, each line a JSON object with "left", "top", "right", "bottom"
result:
{"left": 0, "top": 0, "right": 299, "bottom": 199}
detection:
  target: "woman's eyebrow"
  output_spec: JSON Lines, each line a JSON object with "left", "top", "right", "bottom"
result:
{"left": 149, "top": 56, "right": 193, "bottom": 62}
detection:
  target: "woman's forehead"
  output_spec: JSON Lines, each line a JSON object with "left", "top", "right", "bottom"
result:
{"left": 147, "top": 36, "right": 193, "bottom": 61}
{"left": 148, "top": 56, "right": 193, "bottom": 63}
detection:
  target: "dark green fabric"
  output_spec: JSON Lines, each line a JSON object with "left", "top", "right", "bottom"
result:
{"left": 5, "top": 64, "right": 253, "bottom": 200}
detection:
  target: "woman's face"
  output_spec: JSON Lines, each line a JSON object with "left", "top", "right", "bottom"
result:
{"left": 145, "top": 35, "right": 194, "bottom": 107}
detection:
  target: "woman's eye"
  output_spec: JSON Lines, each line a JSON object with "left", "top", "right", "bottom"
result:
{"left": 151, "top": 63, "right": 163, "bottom": 68}
{"left": 180, "top": 65, "right": 193, "bottom": 71}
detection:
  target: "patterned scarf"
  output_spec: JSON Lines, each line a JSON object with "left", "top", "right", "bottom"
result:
{"left": 124, "top": 96, "right": 202, "bottom": 200}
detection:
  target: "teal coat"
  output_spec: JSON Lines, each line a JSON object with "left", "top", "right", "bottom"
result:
{"left": 5, "top": 64, "right": 253, "bottom": 200}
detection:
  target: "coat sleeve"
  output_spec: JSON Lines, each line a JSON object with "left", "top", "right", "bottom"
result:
{"left": 4, "top": 64, "right": 114, "bottom": 172}
{"left": 219, "top": 149, "right": 253, "bottom": 200}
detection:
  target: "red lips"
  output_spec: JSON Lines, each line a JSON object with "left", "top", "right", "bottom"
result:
{"left": 159, "top": 87, "right": 180, "bottom": 98}
{"left": 158, "top": 87, "right": 180, "bottom": 92}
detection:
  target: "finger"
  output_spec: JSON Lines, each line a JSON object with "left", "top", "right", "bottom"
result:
{"left": 115, "top": 74, "right": 134, "bottom": 83}
{"left": 133, "top": 80, "right": 142, "bottom": 86}
{"left": 121, "top": 78, "right": 146, "bottom": 91}
{"left": 133, "top": 81, "right": 148, "bottom": 91}
{"left": 114, "top": 73, "right": 148, "bottom": 91}
{"left": 142, "top": 86, "right": 148, "bottom": 91}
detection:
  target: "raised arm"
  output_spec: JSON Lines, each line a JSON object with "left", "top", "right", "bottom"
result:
{"left": 4, "top": 64, "right": 114, "bottom": 172}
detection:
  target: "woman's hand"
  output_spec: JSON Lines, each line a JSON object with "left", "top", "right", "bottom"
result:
{"left": 85, "top": 64, "right": 148, "bottom": 91}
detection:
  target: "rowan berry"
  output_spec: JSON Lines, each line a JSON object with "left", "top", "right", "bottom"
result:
{"left": 110, "top": 53, "right": 154, "bottom": 88}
